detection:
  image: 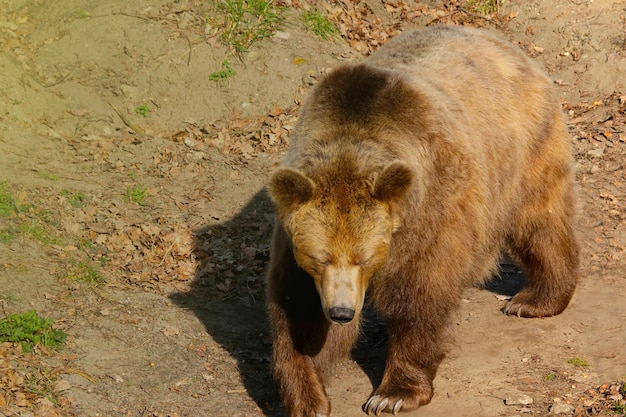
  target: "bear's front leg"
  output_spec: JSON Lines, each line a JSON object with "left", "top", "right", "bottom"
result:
{"left": 364, "top": 273, "right": 456, "bottom": 416}
{"left": 363, "top": 316, "right": 444, "bottom": 415}
{"left": 268, "top": 298, "right": 333, "bottom": 417}
{"left": 267, "top": 227, "right": 334, "bottom": 417}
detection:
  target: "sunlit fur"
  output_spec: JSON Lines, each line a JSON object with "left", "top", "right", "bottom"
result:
{"left": 266, "top": 25, "right": 579, "bottom": 417}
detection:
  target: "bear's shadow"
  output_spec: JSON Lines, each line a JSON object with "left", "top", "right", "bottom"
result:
{"left": 170, "top": 189, "right": 284, "bottom": 415}
{"left": 171, "top": 188, "right": 527, "bottom": 416}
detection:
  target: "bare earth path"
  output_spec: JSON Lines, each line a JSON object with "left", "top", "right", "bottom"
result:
{"left": 0, "top": 1, "right": 624, "bottom": 416}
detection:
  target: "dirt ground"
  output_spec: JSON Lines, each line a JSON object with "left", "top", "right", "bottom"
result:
{"left": 0, "top": 0, "right": 625, "bottom": 416}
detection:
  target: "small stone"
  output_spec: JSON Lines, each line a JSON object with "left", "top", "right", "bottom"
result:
{"left": 189, "top": 151, "right": 205, "bottom": 161}
{"left": 274, "top": 31, "right": 291, "bottom": 40}
{"left": 505, "top": 394, "right": 534, "bottom": 405}
{"left": 109, "top": 374, "right": 124, "bottom": 383}
{"left": 587, "top": 147, "right": 605, "bottom": 158}
{"left": 550, "top": 402, "right": 574, "bottom": 414}
{"left": 120, "top": 84, "right": 138, "bottom": 100}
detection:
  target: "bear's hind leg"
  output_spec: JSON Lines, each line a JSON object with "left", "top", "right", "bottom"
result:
{"left": 504, "top": 180, "right": 579, "bottom": 318}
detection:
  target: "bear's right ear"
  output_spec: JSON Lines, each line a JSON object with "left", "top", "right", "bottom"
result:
{"left": 371, "top": 161, "right": 414, "bottom": 203}
{"left": 267, "top": 168, "right": 315, "bottom": 209}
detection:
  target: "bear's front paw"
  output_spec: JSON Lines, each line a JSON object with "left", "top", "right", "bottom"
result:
{"left": 286, "top": 396, "right": 331, "bottom": 417}
{"left": 363, "top": 395, "right": 403, "bottom": 415}
{"left": 363, "top": 385, "right": 432, "bottom": 416}
{"left": 503, "top": 289, "right": 571, "bottom": 318}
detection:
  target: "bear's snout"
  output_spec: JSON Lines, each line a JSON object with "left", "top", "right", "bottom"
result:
{"left": 319, "top": 265, "right": 365, "bottom": 325}
{"left": 328, "top": 307, "right": 355, "bottom": 324}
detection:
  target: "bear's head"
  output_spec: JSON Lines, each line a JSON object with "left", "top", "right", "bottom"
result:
{"left": 268, "top": 161, "right": 413, "bottom": 324}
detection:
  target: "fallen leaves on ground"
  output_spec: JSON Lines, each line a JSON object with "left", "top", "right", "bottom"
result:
{"left": 0, "top": 342, "right": 78, "bottom": 417}
{"left": 567, "top": 381, "right": 625, "bottom": 416}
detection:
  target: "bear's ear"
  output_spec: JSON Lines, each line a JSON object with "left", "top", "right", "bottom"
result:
{"left": 267, "top": 168, "right": 315, "bottom": 208}
{"left": 371, "top": 161, "right": 414, "bottom": 202}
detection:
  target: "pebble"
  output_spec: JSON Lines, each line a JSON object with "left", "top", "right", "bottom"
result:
{"left": 505, "top": 394, "right": 534, "bottom": 406}
{"left": 550, "top": 402, "right": 574, "bottom": 414}
{"left": 120, "top": 84, "right": 138, "bottom": 100}
{"left": 587, "top": 147, "right": 605, "bottom": 158}
{"left": 274, "top": 31, "right": 291, "bottom": 40}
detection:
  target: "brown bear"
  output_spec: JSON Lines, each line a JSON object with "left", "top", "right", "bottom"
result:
{"left": 266, "top": 25, "right": 579, "bottom": 417}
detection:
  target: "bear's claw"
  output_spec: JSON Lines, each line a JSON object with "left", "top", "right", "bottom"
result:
{"left": 502, "top": 301, "right": 525, "bottom": 317}
{"left": 363, "top": 395, "right": 403, "bottom": 415}
{"left": 502, "top": 290, "right": 570, "bottom": 318}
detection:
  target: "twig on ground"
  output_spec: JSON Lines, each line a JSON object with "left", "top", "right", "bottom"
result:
{"left": 108, "top": 102, "right": 146, "bottom": 135}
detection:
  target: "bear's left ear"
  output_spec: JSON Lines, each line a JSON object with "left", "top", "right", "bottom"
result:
{"left": 267, "top": 167, "right": 315, "bottom": 209}
{"left": 371, "top": 161, "right": 414, "bottom": 203}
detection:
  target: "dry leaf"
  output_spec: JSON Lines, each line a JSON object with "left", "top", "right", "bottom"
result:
{"left": 53, "top": 379, "right": 72, "bottom": 393}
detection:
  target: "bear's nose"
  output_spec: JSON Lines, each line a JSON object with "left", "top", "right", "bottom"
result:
{"left": 328, "top": 307, "right": 355, "bottom": 324}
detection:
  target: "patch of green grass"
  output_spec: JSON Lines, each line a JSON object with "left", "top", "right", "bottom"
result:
{"left": 135, "top": 104, "right": 149, "bottom": 117}
{"left": 60, "top": 189, "right": 86, "bottom": 208}
{"left": 0, "top": 293, "right": 20, "bottom": 302}
{"left": 36, "top": 171, "right": 59, "bottom": 181}
{"left": 0, "top": 183, "right": 16, "bottom": 217}
{"left": 0, "top": 185, "right": 52, "bottom": 242}
{"left": 209, "top": 59, "right": 237, "bottom": 81}
{"left": 544, "top": 374, "right": 556, "bottom": 381}
{"left": 567, "top": 357, "right": 591, "bottom": 368}
{"left": 301, "top": 10, "right": 338, "bottom": 40}
{"left": 79, "top": 239, "right": 97, "bottom": 251}
{"left": 19, "top": 220, "right": 58, "bottom": 245}
{"left": 616, "top": 383, "right": 626, "bottom": 414}
{"left": 0, "top": 311, "right": 67, "bottom": 353}
{"left": 20, "top": 220, "right": 59, "bottom": 245}
{"left": 466, "top": 0, "right": 500, "bottom": 15}
{"left": 215, "top": 0, "right": 285, "bottom": 53}
{"left": 37, "top": 208, "right": 57, "bottom": 226}
{"left": 64, "top": 260, "right": 107, "bottom": 286}
{"left": 24, "top": 370, "right": 60, "bottom": 405}
{"left": 612, "top": 382, "right": 626, "bottom": 414}
{"left": 0, "top": 229, "right": 15, "bottom": 242}
{"left": 125, "top": 184, "right": 148, "bottom": 205}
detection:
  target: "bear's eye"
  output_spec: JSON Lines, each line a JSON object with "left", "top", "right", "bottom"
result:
{"left": 354, "top": 253, "right": 376, "bottom": 267}
{"left": 304, "top": 253, "right": 331, "bottom": 267}
{"left": 318, "top": 256, "right": 332, "bottom": 266}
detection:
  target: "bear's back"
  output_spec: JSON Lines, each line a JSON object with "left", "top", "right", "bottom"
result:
{"left": 366, "top": 25, "right": 549, "bottom": 100}
{"left": 290, "top": 26, "right": 562, "bottom": 164}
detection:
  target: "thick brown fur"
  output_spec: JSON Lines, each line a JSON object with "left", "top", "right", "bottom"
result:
{"left": 266, "top": 25, "right": 579, "bottom": 417}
